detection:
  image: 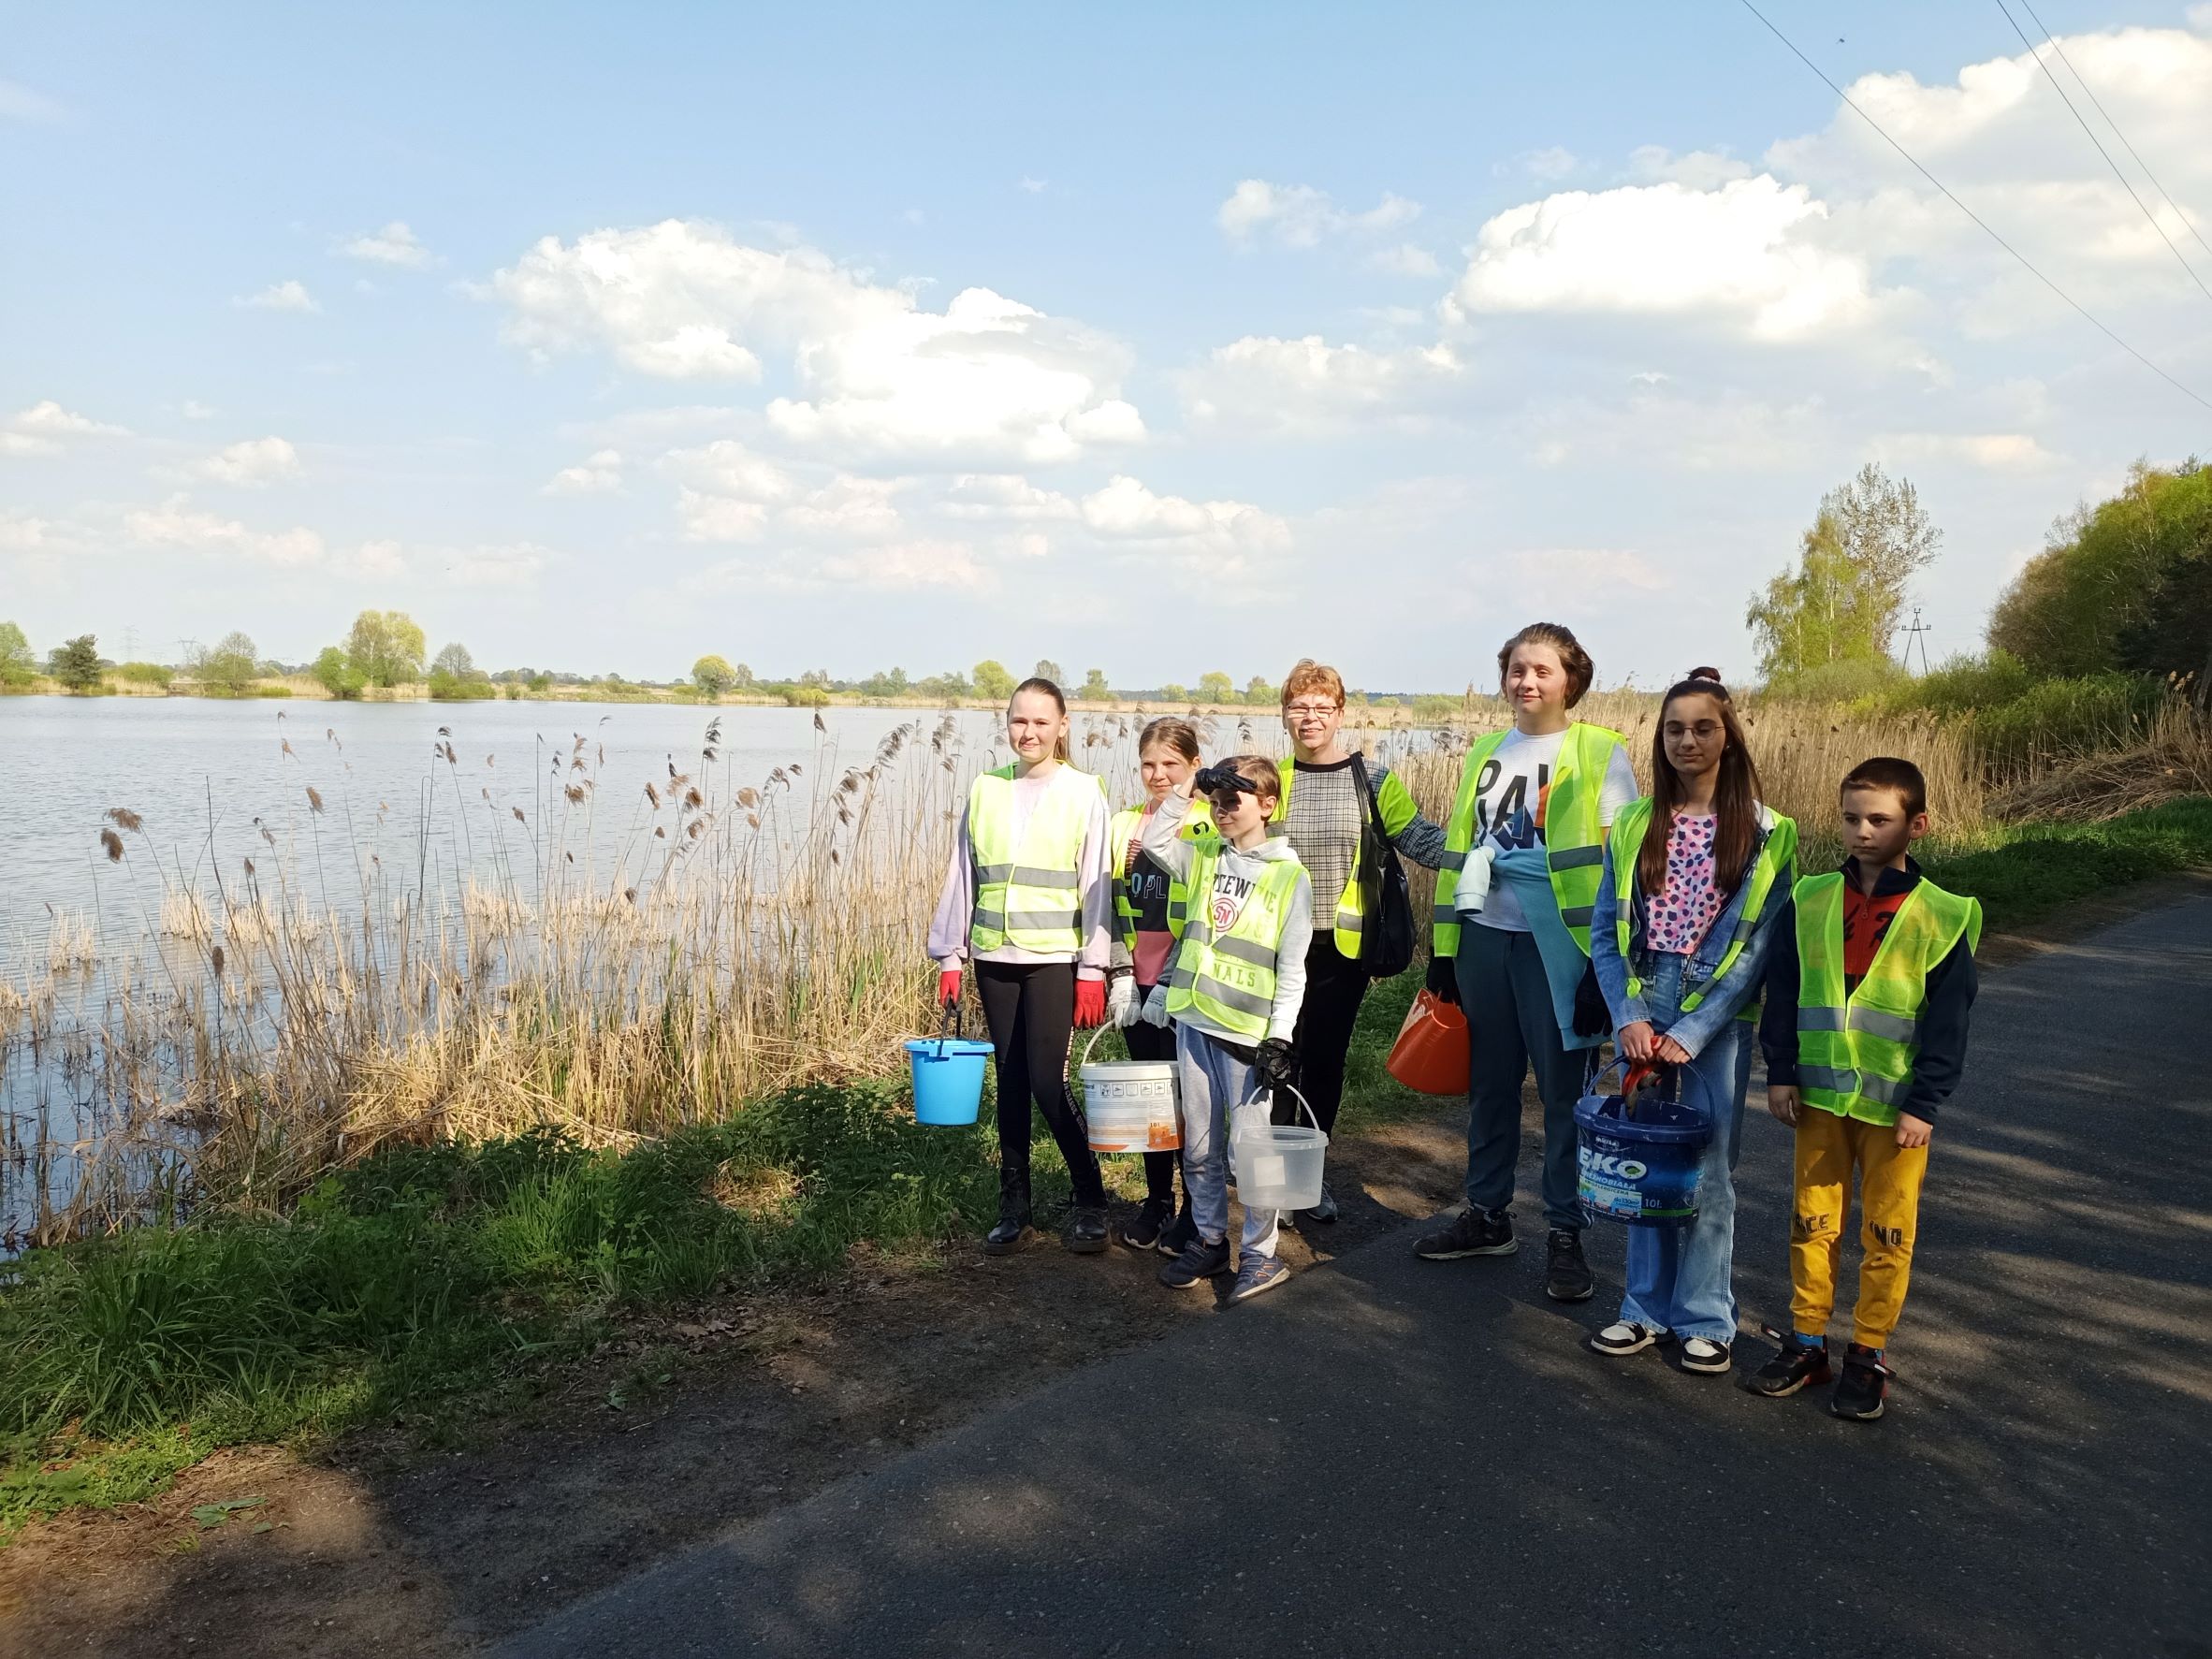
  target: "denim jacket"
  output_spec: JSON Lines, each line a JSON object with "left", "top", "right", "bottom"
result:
{"left": 1591, "top": 803, "right": 1793, "bottom": 1061}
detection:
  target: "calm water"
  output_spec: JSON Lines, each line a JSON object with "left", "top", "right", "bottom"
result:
{"left": 0, "top": 696, "right": 1017, "bottom": 966}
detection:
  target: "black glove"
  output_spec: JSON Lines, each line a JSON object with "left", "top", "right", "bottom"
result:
{"left": 1425, "top": 953, "right": 1460, "bottom": 1005}
{"left": 1572, "top": 959, "right": 1610, "bottom": 1039}
{"left": 1254, "top": 1037, "right": 1296, "bottom": 1092}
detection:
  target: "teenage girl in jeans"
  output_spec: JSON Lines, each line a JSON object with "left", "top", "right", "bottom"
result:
{"left": 1272, "top": 660, "right": 1446, "bottom": 1224}
{"left": 928, "top": 677, "right": 1113, "bottom": 1255}
{"left": 1105, "top": 717, "right": 1213, "bottom": 1253}
{"left": 1417, "top": 623, "right": 1637, "bottom": 1302}
{"left": 1588, "top": 671, "right": 1797, "bottom": 1374}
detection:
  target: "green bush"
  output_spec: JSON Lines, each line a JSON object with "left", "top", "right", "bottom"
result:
{"left": 1757, "top": 656, "right": 1907, "bottom": 706}
{"left": 111, "top": 662, "right": 174, "bottom": 689}
{"left": 1881, "top": 650, "right": 2040, "bottom": 718}
{"left": 1968, "top": 674, "right": 2163, "bottom": 766}
{"left": 254, "top": 684, "right": 294, "bottom": 699}
{"left": 428, "top": 671, "right": 498, "bottom": 702}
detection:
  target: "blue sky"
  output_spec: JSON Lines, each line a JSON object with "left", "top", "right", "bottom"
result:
{"left": 6, "top": 2, "right": 2210, "bottom": 690}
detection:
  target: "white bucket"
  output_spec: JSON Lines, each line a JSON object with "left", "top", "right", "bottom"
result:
{"left": 1230, "top": 1086, "right": 1327, "bottom": 1211}
{"left": 1076, "top": 1027, "right": 1180, "bottom": 1154}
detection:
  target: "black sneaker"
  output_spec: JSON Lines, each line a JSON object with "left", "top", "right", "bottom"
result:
{"left": 1743, "top": 1326, "right": 1832, "bottom": 1397}
{"left": 1830, "top": 1343, "right": 1892, "bottom": 1421}
{"left": 1157, "top": 1202, "right": 1197, "bottom": 1257}
{"left": 1063, "top": 1204, "right": 1109, "bottom": 1254}
{"left": 1118, "top": 1197, "right": 1172, "bottom": 1251}
{"left": 1157, "top": 1235, "right": 1231, "bottom": 1289}
{"left": 1544, "top": 1229, "right": 1594, "bottom": 1302}
{"left": 1414, "top": 1208, "right": 1518, "bottom": 1260}
{"left": 1587, "top": 1320, "right": 1661, "bottom": 1357}
{"left": 1299, "top": 1182, "right": 1339, "bottom": 1227}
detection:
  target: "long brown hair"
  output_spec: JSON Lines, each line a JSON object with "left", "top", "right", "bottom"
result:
{"left": 1010, "top": 676, "right": 1072, "bottom": 764}
{"left": 1637, "top": 668, "right": 1763, "bottom": 899}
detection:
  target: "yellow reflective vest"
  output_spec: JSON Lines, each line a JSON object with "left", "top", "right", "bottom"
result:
{"left": 1110, "top": 798, "right": 1216, "bottom": 956}
{"left": 1608, "top": 798, "right": 1797, "bottom": 1013}
{"left": 966, "top": 764, "right": 1104, "bottom": 954}
{"left": 1433, "top": 722, "right": 1624, "bottom": 958}
{"left": 1794, "top": 872, "right": 1982, "bottom": 1127}
{"left": 1166, "top": 844, "right": 1307, "bottom": 1041}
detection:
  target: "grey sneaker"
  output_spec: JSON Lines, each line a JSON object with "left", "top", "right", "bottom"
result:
{"left": 1415, "top": 1207, "right": 1517, "bottom": 1260}
{"left": 1229, "top": 1255, "right": 1291, "bottom": 1302}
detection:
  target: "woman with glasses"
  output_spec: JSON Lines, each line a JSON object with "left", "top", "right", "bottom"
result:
{"left": 1272, "top": 660, "right": 1448, "bottom": 1224}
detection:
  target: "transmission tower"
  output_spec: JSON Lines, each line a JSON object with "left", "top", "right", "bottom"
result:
{"left": 1900, "top": 607, "right": 1934, "bottom": 676}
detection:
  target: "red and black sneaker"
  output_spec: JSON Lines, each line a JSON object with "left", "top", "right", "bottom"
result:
{"left": 1742, "top": 1323, "right": 1832, "bottom": 1397}
{"left": 1830, "top": 1343, "right": 1894, "bottom": 1421}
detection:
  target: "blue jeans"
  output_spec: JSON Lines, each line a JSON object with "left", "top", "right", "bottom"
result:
{"left": 1175, "top": 1024, "right": 1281, "bottom": 1263}
{"left": 1456, "top": 924, "right": 1586, "bottom": 1231}
{"left": 1618, "top": 953, "right": 1752, "bottom": 1344}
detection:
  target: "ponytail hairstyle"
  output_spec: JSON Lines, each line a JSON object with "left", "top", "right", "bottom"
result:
{"left": 1495, "top": 622, "right": 1595, "bottom": 707}
{"left": 1637, "top": 667, "right": 1764, "bottom": 900}
{"left": 1137, "top": 715, "right": 1201, "bottom": 765}
{"left": 1010, "top": 676, "right": 1071, "bottom": 763}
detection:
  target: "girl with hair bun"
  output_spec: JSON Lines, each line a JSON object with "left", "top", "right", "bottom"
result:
{"left": 1585, "top": 668, "right": 1797, "bottom": 1375}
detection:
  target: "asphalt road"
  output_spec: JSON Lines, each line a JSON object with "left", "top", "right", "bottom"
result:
{"left": 501, "top": 895, "right": 2212, "bottom": 1659}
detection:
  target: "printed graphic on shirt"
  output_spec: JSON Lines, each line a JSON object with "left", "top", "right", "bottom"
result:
{"left": 1124, "top": 856, "right": 1172, "bottom": 935}
{"left": 1209, "top": 869, "right": 1257, "bottom": 934}
{"left": 1473, "top": 756, "right": 1550, "bottom": 851}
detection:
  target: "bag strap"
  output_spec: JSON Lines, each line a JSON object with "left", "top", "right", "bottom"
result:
{"left": 1347, "top": 752, "right": 1391, "bottom": 854}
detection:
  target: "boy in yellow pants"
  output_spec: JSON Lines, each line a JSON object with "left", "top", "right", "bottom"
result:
{"left": 1748, "top": 758, "right": 1979, "bottom": 1421}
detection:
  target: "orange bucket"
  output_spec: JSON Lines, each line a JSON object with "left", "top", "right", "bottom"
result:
{"left": 1386, "top": 988, "right": 1470, "bottom": 1097}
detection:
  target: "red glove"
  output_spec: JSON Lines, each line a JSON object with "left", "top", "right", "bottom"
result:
{"left": 1072, "top": 976, "right": 1106, "bottom": 1029}
{"left": 938, "top": 968, "right": 962, "bottom": 1009}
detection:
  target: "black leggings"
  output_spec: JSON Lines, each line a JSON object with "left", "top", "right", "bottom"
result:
{"left": 974, "top": 961, "right": 1106, "bottom": 1207}
{"left": 1283, "top": 934, "right": 1371, "bottom": 1138}
{"left": 1122, "top": 1006, "right": 1181, "bottom": 1206}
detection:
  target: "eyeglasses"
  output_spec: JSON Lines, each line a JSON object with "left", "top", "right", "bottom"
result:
{"left": 1284, "top": 703, "right": 1340, "bottom": 719}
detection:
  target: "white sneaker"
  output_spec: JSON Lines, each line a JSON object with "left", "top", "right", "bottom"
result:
{"left": 1587, "top": 1321, "right": 1660, "bottom": 1357}
{"left": 1680, "top": 1336, "right": 1735, "bottom": 1375}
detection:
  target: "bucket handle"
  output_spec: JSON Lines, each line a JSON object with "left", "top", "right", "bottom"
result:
{"left": 1588, "top": 1053, "right": 1660, "bottom": 1117}
{"left": 1241, "top": 1082, "right": 1320, "bottom": 1134}
{"left": 936, "top": 1000, "right": 966, "bottom": 1057}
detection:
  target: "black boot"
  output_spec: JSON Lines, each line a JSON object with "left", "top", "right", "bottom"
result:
{"left": 1063, "top": 1203, "right": 1109, "bottom": 1254}
{"left": 983, "top": 1166, "right": 1033, "bottom": 1256}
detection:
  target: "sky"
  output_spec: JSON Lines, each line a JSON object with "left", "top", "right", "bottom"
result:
{"left": 5, "top": 1, "right": 2211, "bottom": 691}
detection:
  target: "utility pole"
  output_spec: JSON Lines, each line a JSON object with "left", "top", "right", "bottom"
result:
{"left": 1900, "top": 607, "right": 1933, "bottom": 676}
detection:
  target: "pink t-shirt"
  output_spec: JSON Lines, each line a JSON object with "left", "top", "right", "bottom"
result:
{"left": 1644, "top": 812, "right": 1724, "bottom": 955}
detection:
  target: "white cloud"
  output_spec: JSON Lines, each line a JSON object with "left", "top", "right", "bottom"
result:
{"left": 1520, "top": 147, "right": 1579, "bottom": 182}
{"left": 182, "top": 400, "right": 218, "bottom": 421}
{"left": 822, "top": 540, "right": 984, "bottom": 590}
{"left": 1079, "top": 475, "right": 1290, "bottom": 565}
{"left": 354, "top": 538, "right": 410, "bottom": 578}
{"left": 194, "top": 435, "right": 302, "bottom": 488}
{"left": 4, "top": 400, "right": 131, "bottom": 456}
{"left": 1627, "top": 145, "right": 1754, "bottom": 188}
{"left": 238, "top": 281, "right": 319, "bottom": 313}
{"left": 676, "top": 489, "right": 770, "bottom": 544}
{"left": 937, "top": 473, "right": 1077, "bottom": 521}
{"left": 445, "top": 544, "right": 548, "bottom": 588}
{"left": 0, "top": 511, "right": 51, "bottom": 552}
{"left": 543, "top": 448, "right": 625, "bottom": 495}
{"left": 1216, "top": 180, "right": 1421, "bottom": 248}
{"left": 1182, "top": 335, "right": 1463, "bottom": 435}
{"left": 340, "top": 221, "right": 435, "bottom": 268}
{"left": 781, "top": 473, "right": 909, "bottom": 540}
{"left": 1869, "top": 430, "right": 2058, "bottom": 472}
{"left": 1507, "top": 548, "right": 1671, "bottom": 610}
{"left": 0, "top": 80, "right": 63, "bottom": 122}
{"left": 1366, "top": 242, "right": 1443, "bottom": 279}
{"left": 1018, "top": 176, "right": 1048, "bottom": 195}
{"left": 1451, "top": 176, "right": 1876, "bottom": 340}
{"left": 492, "top": 220, "right": 1145, "bottom": 465}
{"left": 124, "top": 495, "right": 325, "bottom": 566}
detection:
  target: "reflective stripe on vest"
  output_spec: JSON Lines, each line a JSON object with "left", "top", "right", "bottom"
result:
{"left": 967, "top": 764, "right": 1102, "bottom": 954}
{"left": 1793, "top": 872, "right": 1982, "bottom": 1127}
{"left": 1608, "top": 798, "right": 1797, "bottom": 1013}
{"left": 1110, "top": 800, "right": 1216, "bottom": 955}
{"left": 1433, "top": 722, "right": 1624, "bottom": 960}
{"left": 1165, "top": 849, "right": 1305, "bottom": 1041}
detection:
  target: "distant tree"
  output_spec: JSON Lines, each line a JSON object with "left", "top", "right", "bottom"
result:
{"left": 343, "top": 610, "right": 427, "bottom": 688}
{"left": 48, "top": 633, "right": 103, "bottom": 692}
{"left": 1032, "top": 658, "right": 1066, "bottom": 687}
{"left": 1243, "top": 675, "right": 1277, "bottom": 706}
{"left": 691, "top": 654, "right": 740, "bottom": 699}
{"left": 194, "top": 630, "right": 260, "bottom": 694}
{"left": 1196, "top": 671, "right": 1234, "bottom": 705}
{"left": 312, "top": 645, "right": 366, "bottom": 700}
{"left": 0, "top": 620, "right": 34, "bottom": 687}
{"left": 1747, "top": 463, "right": 1940, "bottom": 682}
{"left": 972, "top": 659, "right": 1016, "bottom": 701}
{"left": 914, "top": 669, "right": 971, "bottom": 703}
{"left": 857, "top": 665, "right": 910, "bottom": 700}
{"left": 431, "top": 641, "right": 475, "bottom": 678}
{"left": 527, "top": 672, "right": 554, "bottom": 695}
{"left": 1159, "top": 683, "right": 1189, "bottom": 705}
{"left": 1078, "top": 668, "right": 1113, "bottom": 703}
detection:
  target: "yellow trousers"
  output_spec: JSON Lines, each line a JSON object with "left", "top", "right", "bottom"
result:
{"left": 1788, "top": 1108, "right": 1929, "bottom": 1348}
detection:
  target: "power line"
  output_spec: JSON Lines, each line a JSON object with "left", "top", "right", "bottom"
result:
{"left": 1736, "top": 0, "right": 2212, "bottom": 416}
{"left": 1993, "top": 0, "right": 2212, "bottom": 308}
{"left": 2015, "top": 0, "right": 2212, "bottom": 267}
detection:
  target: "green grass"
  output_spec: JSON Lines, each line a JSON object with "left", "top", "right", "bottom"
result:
{"left": 1920, "top": 797, "right": 2212, "bottom": 930}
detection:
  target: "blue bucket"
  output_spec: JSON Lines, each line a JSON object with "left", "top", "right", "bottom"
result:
{"left": 906, "top": 1006, "right": 993, "bottom": 1126}
{"left": 1574, "top": 1058, "right": 1712, "bottom": 1227}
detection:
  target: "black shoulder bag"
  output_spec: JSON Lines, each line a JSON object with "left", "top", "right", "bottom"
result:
{"left": 1348, "top": 753, "right": 1417, "bottom": 978}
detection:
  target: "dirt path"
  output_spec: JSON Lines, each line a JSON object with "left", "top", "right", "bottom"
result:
{"left": 0, "top": 1105, "right": 1472, "bottom": 1656}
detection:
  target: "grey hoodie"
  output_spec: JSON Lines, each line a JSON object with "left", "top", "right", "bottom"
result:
{"left": 1142, "top": 793, "right": 1313, "bottom": 1043}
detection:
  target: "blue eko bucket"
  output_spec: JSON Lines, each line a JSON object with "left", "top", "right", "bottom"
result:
{"left": 906, "top": 1007, "right": 992, "bottom": 1126}
{"left": 1574, "top": 1060, "right": 1712, "bottom": 1226}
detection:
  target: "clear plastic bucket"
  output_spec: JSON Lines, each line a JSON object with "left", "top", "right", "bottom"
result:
{"left": 1230, "top": 1086, "right": 1327, "bottom": 1210}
